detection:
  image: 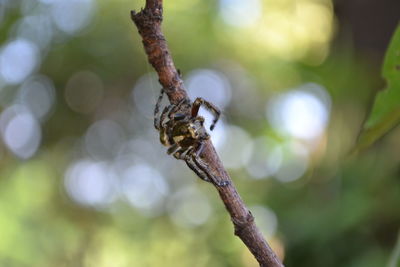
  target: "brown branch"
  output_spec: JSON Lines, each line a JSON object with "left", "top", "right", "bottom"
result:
{"left": 131, "top": 1, "right": 284, "bottom": 266}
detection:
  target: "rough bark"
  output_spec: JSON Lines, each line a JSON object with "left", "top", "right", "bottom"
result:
{"left": 131, "top": 1, "right": 284, "bottom": 266}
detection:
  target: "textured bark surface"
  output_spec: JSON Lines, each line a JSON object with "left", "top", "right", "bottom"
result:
{"left": 131, "top": 1, "right": 284, "bottom": 266}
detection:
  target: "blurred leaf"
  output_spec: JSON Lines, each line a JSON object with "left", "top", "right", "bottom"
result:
{"left": 354, "top": 25, "right": 400, "bottom": 153}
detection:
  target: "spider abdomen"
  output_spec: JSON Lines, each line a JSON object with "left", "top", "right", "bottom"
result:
{"left": 171, "top": 123, "right": 196, "bottom": 148}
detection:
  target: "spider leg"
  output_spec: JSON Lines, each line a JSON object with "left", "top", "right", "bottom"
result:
{"left": 188, "top": 143, "right": 229, "bottom": 187}
{"left": 154, "top": 88, "right": 165, "bottom": 130}
{"left": 160, "top": 104, "right": 174, "bottom": 129}
{"left": 171, "top": 146, "right": 209, "bottom": 183}
{"left": 168, "top": 98, "right": 191, "bottom": 120}
{"left": 183, "top": 146, "right": 211, "bottom": 183}
{"left": 191, "top": 154, "right": 229, "bottom": 187}
{"left": 185, "top": 156, "right": 212, "bottom": 183}
{"left": 191, "top": 98, "right": 221, "bottom": 131}
{"left": 157, "top": 105, "right": 175, "bottom": 146}
{"left": 170, "top": 146, "right": 190, "bottom": 160}
{"left": 167, "top": 143, "right": 180, "bottom": 155}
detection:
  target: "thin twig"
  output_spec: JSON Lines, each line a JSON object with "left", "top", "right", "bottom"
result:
{"left": 130, "top": 1, "right": 284, "bottom": 266}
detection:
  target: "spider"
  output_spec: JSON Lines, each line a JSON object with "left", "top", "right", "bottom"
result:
{"left": 154, "top": 88, "right": 229, "bottom": 187}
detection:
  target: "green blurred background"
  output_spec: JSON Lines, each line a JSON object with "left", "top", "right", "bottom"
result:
{"left": 0, "top": 0, "right": 399, "bottom": 266}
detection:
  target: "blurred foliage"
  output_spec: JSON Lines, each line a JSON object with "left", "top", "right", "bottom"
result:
{"left": 355, "top": 24, "right": 400, "bottom": 153}
{"left": 0, "top": 0, "right": 399, "bottom": 267}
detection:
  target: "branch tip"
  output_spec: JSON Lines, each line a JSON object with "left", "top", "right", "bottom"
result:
{"left": 130, "top": 10, "right": 136, "bottom": 19}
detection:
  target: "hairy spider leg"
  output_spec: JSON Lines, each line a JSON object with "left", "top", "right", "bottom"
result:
{"left": 167, "top": 143, "right": 180, "bottom": 156}
{"left": 169, "top": 144, "right": 192, "bottom": 161}
{"left": 185, "top": 156, "right": 211, "bottom": 183}
{"left": 191, "top": 98, "right": 221, "bottom": 130}
{"left": 191, "top": 154, "right": 229, "bottom": 187}
{"left": 172, "top": 148, "right": 187, "bottom": 159}
{"left": 159, "top": 104, "right": 175, "bottom": 129}
{"left": 167, "top": 144, "right": 211, "bottom": 182}
{"left": 186, "top": 143, "right": 229, "bottom": 187}
{"left": 183, "top": 146, "right": 211, "bottom": 183}
{"left": 167, "top": 98, "right": 191, "bottom": 120}
{"left": 158, "top": 104, "right": 176, "bottom": 146}
{"left": 154, "top": 88, "right": 165, "bottom": 130}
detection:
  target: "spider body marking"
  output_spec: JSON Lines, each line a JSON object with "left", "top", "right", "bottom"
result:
{"left": 154, "top": 88, "right": 228, "bottom": 187}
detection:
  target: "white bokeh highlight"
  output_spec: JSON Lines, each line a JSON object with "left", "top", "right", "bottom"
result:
{"left": 17, "top": 75, "right": 56, "bottom": 120}
{"left": 132, "top": 72, "right": 160, "bottom": 119}
{"left": 16, "top": 15, "right": 54, "bottom": 50}
{"left": 266, "top": 83, "right": 331, "bottom": 140}
{"left": 84, "top": 120, "right": 126, "bottom": 160}
{"left": 274, "top": 142, "right": 309, "bottom": 183}
{"left": 218, "top": 125, "right": 253, "bottom": 170}
{"left": 251, "top": 205, "right": 278, "bottom": 239}
{"left": 0, "top": 105, "right": 41, "bottom": 159}
{"left": 246, "top": 137, "right": 283, "bottom": 179}
{"left": 168, "top": 186, "right": 212, "bottom": 228}
{"left": 201, "top": 115, "right": 227, "bottom": 150}
{"left": 38, "top": 0, "right": 57, "bottom": 4}
{"left": 186, "top": 69, "right": 232, "bottom": 109}
{"left": 51, "top": 0, "right": 95, "bottom": 35}
{"left": 122, "top": 164, "right": 169, "bottom": 215}
{"left": 65, "top": 160, "right": 117, "bottom": 207}
{"left": 0, "top": 39, "right": 39, "bottom": 85}
{"left": 219, "top": 0, "right": 262, "bottom": 28}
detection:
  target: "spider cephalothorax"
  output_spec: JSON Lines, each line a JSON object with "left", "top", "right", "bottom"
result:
{"left": 154, "top": 88, "right": 228, "bottom": 186}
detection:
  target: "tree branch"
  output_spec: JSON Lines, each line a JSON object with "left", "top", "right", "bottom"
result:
{"left": 131, "top": 2, "right": 284, "bottom": 266}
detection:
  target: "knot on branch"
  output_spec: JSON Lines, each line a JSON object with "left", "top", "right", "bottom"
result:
{"left": 233, "top": 211, "right": 255, "bottom": 236}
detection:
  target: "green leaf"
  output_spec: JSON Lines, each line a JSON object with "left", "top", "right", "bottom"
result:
{"left": 354, "top": 24, "right": 400, "bottom": 153}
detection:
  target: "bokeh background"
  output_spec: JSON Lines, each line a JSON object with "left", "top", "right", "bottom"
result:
{"left": 0, "top": 0, "right": 399, "bottom": 266}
